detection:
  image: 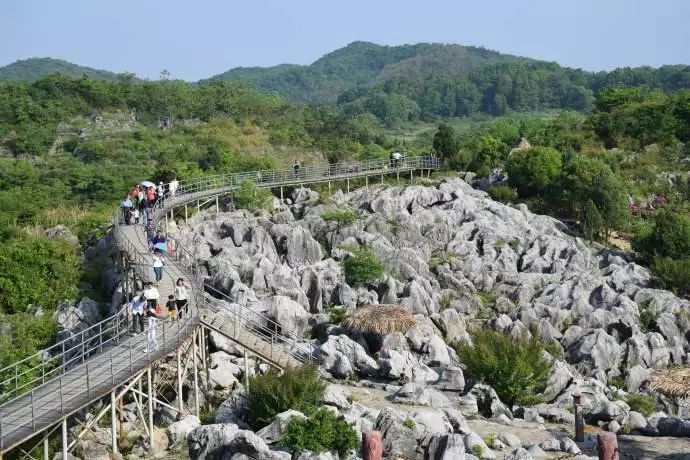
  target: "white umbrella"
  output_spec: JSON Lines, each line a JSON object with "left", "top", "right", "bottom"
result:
{"left": 140, "top": 180, "right": 155, "bottom": 188}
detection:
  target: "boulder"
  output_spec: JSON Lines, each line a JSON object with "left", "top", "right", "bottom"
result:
{"left": 215, "top": 392, "right": 250, "bottom": 428}
{"left": 497, "top": 433, "right": 521, "bottom": 448}
{"left": 375, "top": 408, "right": 420, "bottom": 459}
{"left": 264, "top": 295, "right": 310, "bottom": 337}
{"left": 377, "top": 349, "right": 438, "bottom": 384}
{"left": 392, "top": 383, "right": 452, "bottom": 408}
{"left": 435, "top": 366, "right": 465, "bottom": 392}
{"left": 504, "top": 448, "right": 533, "bottom": 460}
{"left": 319, "top": 335, "right": 378, "bottom": 378}
{"left": 425, "top": 433, "right": 466, "bottom": 459}
{"left": 322, "top": 385, "right": 351, "bottom": 410}
{"left": 188, "top": 423, "right": 273, "bottom": 460}
{"left": 463, "top": 432, "right": 495, "bottom": 459}
{"left": 657, "top": 417, "right": 690, "bottom": 437}
{"left": 167, "top": 415, "right": 201, "bottom": 446}
{"left": 470, "top": 384, "right": 512, "bottom": 419}
{"left": 423, "top": 335, "right": 451, "bottom": 366}
{"left": 209, "top": 352, "right": 242, "bottom": 389}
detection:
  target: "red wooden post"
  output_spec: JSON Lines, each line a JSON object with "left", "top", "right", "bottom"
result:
{"left": 597, "top": 431, "right": 619, "bottom": 460}
{"left": 363, "top": 430, "right": 382, "bottom": 460}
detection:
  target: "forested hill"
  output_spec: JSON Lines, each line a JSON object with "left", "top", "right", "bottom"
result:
{"left": 0, "top": 57, "right": 122, "bottom": 82}
{"left": 204, "top": 41, "right": 530, "bottom": 102}
{"left": 206, "top": 41, "right": 690, "bottom": 124}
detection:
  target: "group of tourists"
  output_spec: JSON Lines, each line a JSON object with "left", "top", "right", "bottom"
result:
{"left": 121, "top": 178, "right": 185, "bottom": 352}
{"left": 127, "top": 277, "right": 190, "bottom": 352}
{"left": 119, "top": 179, "right": 179, "bottom": 226}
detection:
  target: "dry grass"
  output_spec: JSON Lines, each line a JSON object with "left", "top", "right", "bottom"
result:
{"left": 342, "top": 304, "right": 417, "bottom": 335}
{"left": 649, "top": 367, "right": 690, "bottom": 398}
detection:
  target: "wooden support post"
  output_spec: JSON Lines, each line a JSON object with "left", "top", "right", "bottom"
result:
{"left": 61, "top": 418, "right": 68, "bottom": 460}
{"left": 347, "top": 177, "right": 350, "bottom": 194}
{"left": 111, "top": 390, "right": 118, "bottom": 454}
{"left": 280, "top": 187, "right": 284, "bottom": 202}
{"left": 396, "top": 171, "right": 400, "bottom": 184}
{"left": 328, "top": 181, "right": 331, "bottom": 194}
{"left": 119, "top": 394, "right": 125, "bottom": 447}
{"left": 43, "top": 437, "right": 49, "bottom": 460}
{"left": 193, "top": 330, "right": 200, "bottom": 417}
{"left": 177, "top": 347, "right": 184, "bottom": 415}
{"left": 410, "top": 169, "right": 413, "bottom": 182}
{"left": 184, "top": 204, "right": 188, "bottom": 226}
{"left": 573, "top": 393, "right": 584, "bottom": 442}
{"left": 365, "top": 175, "right": 368, "bottom": 192}
{"left": 597, "top": 432, "right": 619, "bottom": 460}
{"left": 381, "top": 174, "right": 383, "bottom": 185}
{"left": 201, "top": 327, "right": 211, "bottom": 410}
{"left": 215, "top": 196, "right": 219, "bottom": 214}
{"left": 147, "top": 367, "right": 154, "bottom": 444}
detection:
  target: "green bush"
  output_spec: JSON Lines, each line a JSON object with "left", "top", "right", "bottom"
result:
{"left": 626, "top": 394, "right": 657, "bottom": 416}
{"left": 280, "top": 409, "right": 359, "bottom": 458}
{"left": 652, "top": 257, "right": 690, "bottom": 297}
{"left": 245, "top": 365, "right": 326, "bottom": 428}
{"left": 454, "top": 328, "right": 553, "bottom": 406}
{"left": 638, "top": 301, "right": 661, "bottom": 333}
{"left": 343, "top": 248, "right": 385, "bottom": 285}
{"left": 506, "top": 146, "right": 562, "bottom": 197}
{"left": 0, "top": 236, "right": 80, "bottom": 314}
{"left": 487, "top": 185, "right": 518, "bottom": 204}
{"left": 233, "top": 179, "right": 274, "bottom": 212}
{"left": 633, "top": 210, "right": 690, "bottom": 262}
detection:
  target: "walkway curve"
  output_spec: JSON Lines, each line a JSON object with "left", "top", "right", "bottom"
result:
{"left": 0, "top": 155, "right": 441, "bottom": 454}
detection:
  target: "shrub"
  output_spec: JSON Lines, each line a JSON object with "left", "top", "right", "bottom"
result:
{"left": 454, "top": 328, "right": 553, "bottom": 406}
{"left": 403, "top": 418, "right": 416, "bottom": 430}
{"left": 322, "top": 208, "right": 359, "bottom": 250}
{"left": 245, "top": 365, "right": 325, "bottom": 428}
{"left": 506, "top": 146, "right": 562, "bottom": 197}
{"left": 233, "top": 179, "right": 274, "bottom": 212}
{"left": 638, "top": 302, "right": 660, "bottom": 333}
{"left": 487, "top": 185, "right": 518, "bottom": 204}
{"left": 343, "top": 248, "right": 385, "bottom": 285}
{"left": 626, "top": 394, "right": 657, "bottom": 416}
{"left": 633, "top": 210, "right": 690, "bottom": 261}
{"left": 652, "top": 257, "right": 690, "bottom": 297}
{"left": 281, "top": 409, "right": 359, "bottom": 457}
{"left": 325, "top": 306, "right": 347, "bottom": 325}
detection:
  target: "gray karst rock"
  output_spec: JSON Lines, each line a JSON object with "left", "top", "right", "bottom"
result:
{"left": 188, "top": 423, "right": 275, "bottom": 460}
{"left": 463, "top": 432, "right": 495, "bottom": 459}
{"left": 375, "top": 408, "right": 421, "bottom": 459}
{"left": 167, "top": 415, "right": 201, "bottom": 446}
{"left": 157, "top": 178, "right": 690, "bottom": 455}
{"left": 263, "top": 295, "right": 310, "bottom": 337}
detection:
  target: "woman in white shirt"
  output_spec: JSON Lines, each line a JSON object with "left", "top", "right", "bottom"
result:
{"left": 152, "top": 251, "right": 164, "bottom": 285}
{"left": 145, "top": 304, "right": 165, "bottom": 352}
{"left": 174, "top": 278, "right": 189, "bottom": 319}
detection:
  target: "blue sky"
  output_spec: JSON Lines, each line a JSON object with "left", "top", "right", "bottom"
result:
{"left": 1, "top": 0, "right": 689, "bottom": 81}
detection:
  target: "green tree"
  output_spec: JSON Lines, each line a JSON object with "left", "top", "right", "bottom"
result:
{"left": 232, "top": 179, "right": 274, "bottom": 212}
{"left": 634, "top": 210, "right": 690, "bottom": 261}
{"left": 505, "top": 146, "right": 562, "bottom": 197}
{"left": 432, "top": 123, "right": 458, "bottom": 160}
{"left": 581, "top": 199, "right": 604, "bottom": 243}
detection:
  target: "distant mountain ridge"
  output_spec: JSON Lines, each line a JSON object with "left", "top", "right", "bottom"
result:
{"left": 0, "top": 57, "right": 122, "bottom": 82}
{"left": 203, "top": 41, "right": 530, "bottom": 102}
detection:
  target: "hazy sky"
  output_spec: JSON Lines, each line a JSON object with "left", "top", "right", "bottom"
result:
{"left": 2, "top": 0, "right": 689, "bottom": 81}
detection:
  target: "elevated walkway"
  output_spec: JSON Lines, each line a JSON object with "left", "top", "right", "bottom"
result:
{"left": 0, "top": 156, "right": 441, "bottom": 457}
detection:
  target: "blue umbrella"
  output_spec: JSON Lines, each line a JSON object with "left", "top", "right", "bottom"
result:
{"left": 140, "top": 180, "right": 155, "bottom": 188}
{"left": 153, "top": 242, "right": 168, "bottom": 252}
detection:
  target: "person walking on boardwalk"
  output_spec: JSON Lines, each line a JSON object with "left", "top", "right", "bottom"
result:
{"left": 152, "top": 251, "right": 164, "bottom": 285}
{"left": 129, "top": 293, "right": 147, "bottom": 333}
{"left": 166, "top": 294, "right": 177, "bottom": 320}
{"left": 143, "top": 282, "right": 160, "bottom": 310}
{"left": 169, "top": 177, "right": 179, "bottom": 197}
{"left": 157, "top": 182, "right": 165, "bottom": 208}
{"left": 120, "top": 195, "right": 133, "bottom": 225}
{"left": 174, "top": 278, "right": 189, "bottom": 319}
{"left": 145, "top": 304, "right": 166, "bottom": 352}
{"left": 293, "top": 159, "right": 300, "bottom": 179}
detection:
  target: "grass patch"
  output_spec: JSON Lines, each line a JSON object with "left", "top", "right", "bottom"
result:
{"left": 280, "top": 409, "right": 359, "bottom": 458}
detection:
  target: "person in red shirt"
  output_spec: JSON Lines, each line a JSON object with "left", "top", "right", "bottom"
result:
{"left": 146, "top": 186, "right": 156, "bottom": 203}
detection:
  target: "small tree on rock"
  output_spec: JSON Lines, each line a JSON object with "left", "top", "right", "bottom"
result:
{"left": 322, "top": 207, "right": 359, "bottom": 251}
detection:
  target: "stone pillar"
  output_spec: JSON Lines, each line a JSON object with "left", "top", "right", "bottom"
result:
{"left": 573, "top": 393, "right": 584, "bottom": 442}
{"left": 597, "top": 431, "right": 619, "bottom": 460}
{"left": 362, "top": 431, "right": 382, "bottom": 460}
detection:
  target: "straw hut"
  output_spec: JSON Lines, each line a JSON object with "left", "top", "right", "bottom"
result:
{"left": 343, "top": 304, "right": 417, "bottom": 352}
{"left": 649, "top": 367, "right": 690, "bottom": 399}
{"left": 343, "top": 304, "right": 417, "bottom": 335}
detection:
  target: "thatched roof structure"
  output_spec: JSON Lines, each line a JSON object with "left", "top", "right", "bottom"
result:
{"left": 342, "top": 304, "right": 417, "bottom": 335}
{"left": 649, "top": 367, "right": 690, "bottom": 398}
